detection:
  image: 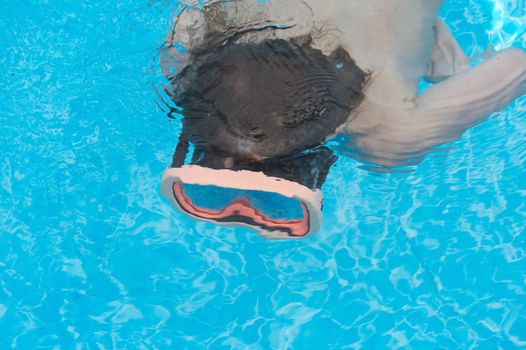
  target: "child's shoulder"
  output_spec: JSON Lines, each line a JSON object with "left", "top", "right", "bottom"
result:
{"left": 169, "top": 0, "right": 313, "bottom": 52}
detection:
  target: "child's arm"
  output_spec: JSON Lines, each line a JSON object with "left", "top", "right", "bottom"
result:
{"left": 416, "top": 47, "right": 526, "bottom": 132}
{"left": 343, "top": 48, "right": 526, "bottom": 168}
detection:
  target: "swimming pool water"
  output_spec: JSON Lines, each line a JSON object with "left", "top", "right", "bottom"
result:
{"left": 1, "top": 0, "right": 526, "bottom": 348}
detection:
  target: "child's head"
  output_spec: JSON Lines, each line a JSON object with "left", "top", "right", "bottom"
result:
{"left": 174, "top": 39, "right": 367, "bottom": 160}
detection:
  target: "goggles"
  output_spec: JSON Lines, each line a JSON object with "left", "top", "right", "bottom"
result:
{"left": 161, "top": 133, "right": 337, "bottom": 239}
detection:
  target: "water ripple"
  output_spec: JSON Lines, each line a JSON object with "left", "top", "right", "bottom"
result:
{"left": 1, "top": 0, "right": 526, "bottom": 348}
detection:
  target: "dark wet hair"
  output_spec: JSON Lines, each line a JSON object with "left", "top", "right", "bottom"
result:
{"left": 173, "top": 39, "right": 367, "bottom": 160}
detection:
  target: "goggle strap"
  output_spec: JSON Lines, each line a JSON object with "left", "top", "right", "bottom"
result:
{"left": 171, "top": 128, "right": 190, "bottom": 168}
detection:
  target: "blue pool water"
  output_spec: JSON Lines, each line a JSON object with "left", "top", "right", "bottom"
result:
{"left": 1, "top": 0, "right": 526, "bottom": 348}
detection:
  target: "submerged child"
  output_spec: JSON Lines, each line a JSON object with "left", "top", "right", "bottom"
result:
{"left": 159, "top": 0, "right": 526, "bottom": 237}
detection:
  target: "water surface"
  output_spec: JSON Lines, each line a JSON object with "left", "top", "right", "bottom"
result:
{"left": 1, "top": 0, "right": 525, "bottom": 348}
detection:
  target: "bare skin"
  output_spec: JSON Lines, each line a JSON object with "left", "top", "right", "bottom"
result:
{"left": 163, "top": 0, "right": 526, "bottom": 168}
{"left": 304, "top": 0, "right": 526, "bottom": 167}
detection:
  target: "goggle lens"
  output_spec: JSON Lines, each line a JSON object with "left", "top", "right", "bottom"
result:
{"left": 172, "top": 182, "right": 311, "bottom": 237}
